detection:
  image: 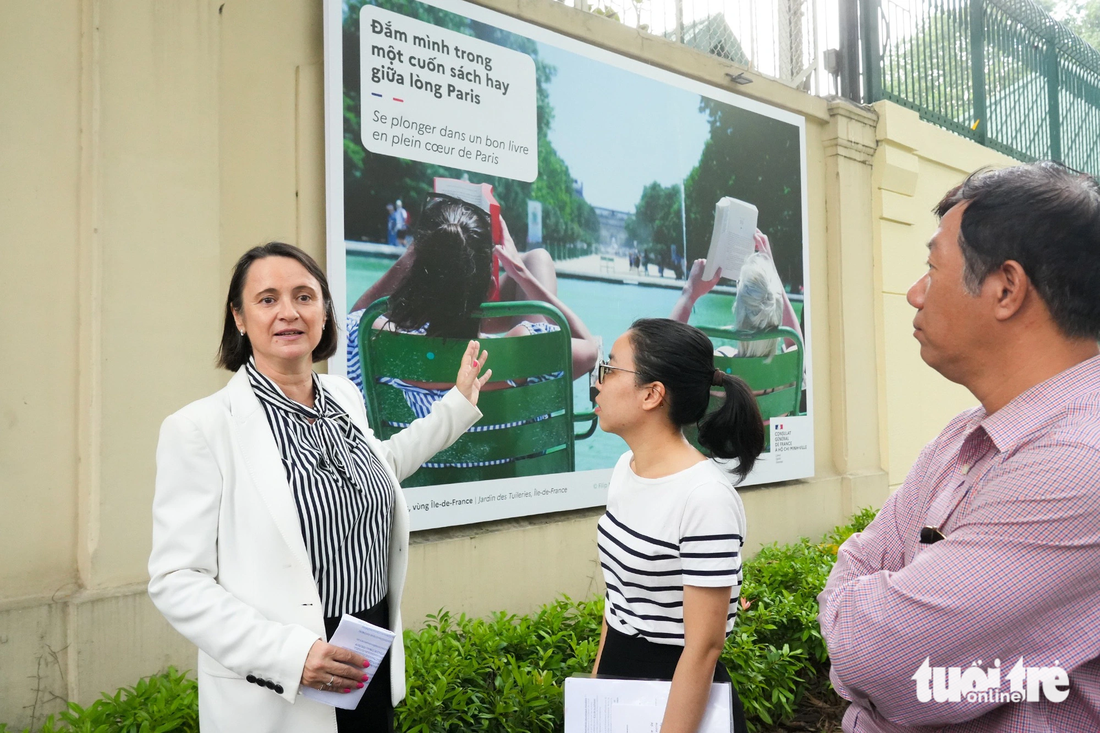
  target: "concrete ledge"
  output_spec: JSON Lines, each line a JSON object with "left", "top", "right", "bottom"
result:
{"left": 874, "top": 101, "right": 1019, "bottom": 173}
{"left": 0, "top": 603, "right": 69, "bottom": 730}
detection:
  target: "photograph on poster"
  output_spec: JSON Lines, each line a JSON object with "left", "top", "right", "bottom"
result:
{"left": 327, "top": 0, "right": 813, "bottom": 529}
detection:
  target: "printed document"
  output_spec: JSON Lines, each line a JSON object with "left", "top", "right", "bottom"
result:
{"left": 564, "top": 676, "right": 732, "bottom": 733}
{"left": 300, "top": 614, "right": 395, "bottom": 710}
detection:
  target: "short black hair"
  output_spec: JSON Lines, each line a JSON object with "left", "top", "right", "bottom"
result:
{"left": 935, "top": 162, "right": 1100, "bottom": 339}
{"left": 217, "top": 242, "right": 338, "bottom": 371}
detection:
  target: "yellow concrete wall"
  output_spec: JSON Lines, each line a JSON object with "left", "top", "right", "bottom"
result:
{"left": 871, "top": 102, "right": 1020, "bottom": 488}
{"left": 2, "top": 0, "right": 82, "bottom": 605}
{"left": 5, "top": 0, "right": 1023, "bottom": 727}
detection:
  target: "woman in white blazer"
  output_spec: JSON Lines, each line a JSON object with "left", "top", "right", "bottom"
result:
{"left": 148, "top": 242, "right": 490, "bottom": 733}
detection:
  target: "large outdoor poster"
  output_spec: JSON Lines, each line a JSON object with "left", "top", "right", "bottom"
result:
{"left": 324, "top": 0, "right": 814, "bottom": 530}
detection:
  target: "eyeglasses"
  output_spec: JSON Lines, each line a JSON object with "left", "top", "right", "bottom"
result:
{"left": 597, "top": 361, "right": 638, "bottom": 384}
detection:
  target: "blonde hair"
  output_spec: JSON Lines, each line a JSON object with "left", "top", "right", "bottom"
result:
{"left": 732, "top": 252, "right": 785, "bottom": 358}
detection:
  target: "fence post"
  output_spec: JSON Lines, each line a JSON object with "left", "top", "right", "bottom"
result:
{"left": 1045, "top": 26, "right": 1062, "bottom": 162}
{"left": 969, "top": 0, "right": 987, "bottom": 145}
{"left": 839, "top": 0, "right": 862, "bottom": 102}
{"left": 858, "top": 0, "right": 881, "bottom": 102}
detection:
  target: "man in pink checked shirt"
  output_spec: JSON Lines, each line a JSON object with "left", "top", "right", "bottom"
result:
{"left": 818, "top": 162, "right": 1100, "bottom": 733}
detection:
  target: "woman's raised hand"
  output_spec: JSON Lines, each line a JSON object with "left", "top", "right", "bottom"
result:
{"left": 753, "top": 228, "right": 773, "bottom": 256}
{"left": 493, "top": 218, "right": 526, "bottom": 279}
{"left": 684, "top": 259, "right": 722, "bottom": 301}
{"left": 300, "top": 639, "right": 369, "bottom": 693}
{"left": 456, "top": 339, "right": 491, "bottom": 406}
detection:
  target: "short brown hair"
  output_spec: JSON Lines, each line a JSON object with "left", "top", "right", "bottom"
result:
{"left": 217, "top": 242, "right": 338, "bottom": 371}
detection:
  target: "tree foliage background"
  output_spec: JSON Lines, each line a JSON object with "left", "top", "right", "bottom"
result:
{"left": 343, "top": 0, "right": 806, "bottom": 290}
{"left": 626, "top": 98, "right": 804, "bottom": 289}
{"left": 343, "top": 0, "right": 599, "bottom": 247}
{"left": 1048, "top": 0, "right": 1100, "bottom": 48}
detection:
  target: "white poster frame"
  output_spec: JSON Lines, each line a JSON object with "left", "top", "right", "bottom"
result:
{"left": 323, "top": 0, "right": 814, "bottom": 530}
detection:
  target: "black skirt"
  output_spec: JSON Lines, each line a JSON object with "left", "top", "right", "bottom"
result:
{"left": 323, "top": 595, "right": 393, "bottom": 733}
{"left": 596, "top": 625, "right": 748, "bottom": 733}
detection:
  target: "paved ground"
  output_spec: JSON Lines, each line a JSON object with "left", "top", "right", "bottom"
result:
{"left": 343, "top": 243, "right": 739, "bottom": 294}
{"left": 552, "top": 253, "right": 737, "bottom": 294}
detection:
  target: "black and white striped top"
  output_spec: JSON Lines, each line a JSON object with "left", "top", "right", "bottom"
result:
{"left": 247, "top": 360, "right": 394, "bottom": 618}
{"left": 597, "top": 452, "right": 746, "bottom": 644}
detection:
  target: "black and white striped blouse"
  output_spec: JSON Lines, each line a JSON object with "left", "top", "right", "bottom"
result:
{"left": 597, "top": 452, "right": 746, "bottom": 644}
{"left": 247, "top": 360, "right": 394, "bottom": 618}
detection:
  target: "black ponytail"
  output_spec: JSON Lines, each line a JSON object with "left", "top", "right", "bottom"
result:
{"left": 698, "top": 372, "right": 765, "bottom": 482}
{"left": 387, "top": 199, "right": 493, "bottom": 339}
{"left": 628, "top": 318, "right": 765, "bottom": 483}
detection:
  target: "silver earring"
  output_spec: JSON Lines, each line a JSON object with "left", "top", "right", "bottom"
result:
{"left": 239, "top": 330, "right": 245, "bottom": 336}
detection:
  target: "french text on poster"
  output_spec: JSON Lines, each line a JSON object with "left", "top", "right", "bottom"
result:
{"left": 360, "top": 5, "right": 538, "bottom": 181}
{"left": 404, "top": 469, "right": 611, "bottom": 531}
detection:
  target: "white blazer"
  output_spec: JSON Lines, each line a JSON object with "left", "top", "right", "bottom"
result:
{"left": 148, "top": 367, "right": 481, "bottom": 733}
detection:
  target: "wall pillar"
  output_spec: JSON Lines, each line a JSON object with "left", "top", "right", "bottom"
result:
{"left": 823, "top": 100, "right": 890, "bottom": 516}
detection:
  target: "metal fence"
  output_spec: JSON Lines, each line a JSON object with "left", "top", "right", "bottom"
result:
{"left": 863, "top": 0, "right": 1100, "bottom": 174}
{"left": 562, "top": 0, "right": 822, "bottom": 92}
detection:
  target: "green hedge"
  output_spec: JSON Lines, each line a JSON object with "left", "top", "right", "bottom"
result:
{"left": 0, "top": 668, "right": 199, "bottom": 733}
{"left": 2, "top": 508, "right": 876, "bottom": 733}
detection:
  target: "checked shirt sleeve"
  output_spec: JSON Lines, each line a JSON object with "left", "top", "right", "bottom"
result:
{"left": 817, "top": 440, "right": 932, "bottom": 708}
{"left": 818, "top": 442, "right": 1100, "bottom": 728}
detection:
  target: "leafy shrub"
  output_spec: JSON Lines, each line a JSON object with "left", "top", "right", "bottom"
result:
{"left": 3, "top": 509, "right": 878, "bottom": 733}
{"left": 398, "top": 507, "right": 878, "bottom": 733}
{"left": 399, "top": 597, "right": 602, "bottom": 733}
{"left": 726, "top": 505, "right": 876, "bottom": 727}
{"left": 0, "top": 667, "right": 197, "bottom": 733}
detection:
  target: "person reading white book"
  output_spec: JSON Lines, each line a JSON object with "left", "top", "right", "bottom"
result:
{"left": 670, "top": 229, "right": 802, "bottom": 358}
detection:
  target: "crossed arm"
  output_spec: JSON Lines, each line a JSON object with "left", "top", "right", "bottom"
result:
{"left": 819, "top": 444, "right": 1100, "bottom": 727}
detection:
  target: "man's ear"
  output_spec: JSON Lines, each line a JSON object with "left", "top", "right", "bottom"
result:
{"left": 640, "top": 382, "right": 666, "bottom": 412}
{"left": 988, "top": 259, "right": 1030, "bottom": 322}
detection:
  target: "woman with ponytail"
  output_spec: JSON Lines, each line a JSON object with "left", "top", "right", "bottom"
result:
{"left": 592, "top": 318, "right": 764, "bottom": 733}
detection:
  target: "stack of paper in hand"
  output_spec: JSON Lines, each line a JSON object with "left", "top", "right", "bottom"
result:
{"left": 300, "top": 614, "right": 396, "bottom": 710}
{"left": 702, "top": 197, "right": 758, "bottom": 281}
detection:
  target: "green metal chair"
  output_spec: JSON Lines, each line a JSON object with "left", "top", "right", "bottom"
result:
{"left": 358, "top": 297, "right": 597, "bottom": 487}
{"left": 686, "top": 325, "right": 804, "bottom": 451}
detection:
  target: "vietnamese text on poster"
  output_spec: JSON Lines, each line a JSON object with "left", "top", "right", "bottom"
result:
{"left": 324, "top": 0, "right": 814, "bottom": 530}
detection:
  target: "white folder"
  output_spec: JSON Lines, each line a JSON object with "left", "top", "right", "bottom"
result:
{"left": 564, "top": 676, "right": 733, "bottom": 733}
